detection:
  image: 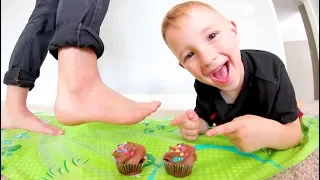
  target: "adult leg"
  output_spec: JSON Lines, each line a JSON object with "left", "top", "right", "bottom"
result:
{"left": 1, "top": 0, "right": 63, "bottom": 135}
{"left": 49, "top": 0, "right": 161, "bottom": 125}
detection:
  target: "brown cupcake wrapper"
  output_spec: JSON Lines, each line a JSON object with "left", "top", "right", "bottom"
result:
{"left": 163, "top": 161, "right": 193, "bottom": 178}
{"left": 116, "top": 162, "right": 144, "bottom": 176}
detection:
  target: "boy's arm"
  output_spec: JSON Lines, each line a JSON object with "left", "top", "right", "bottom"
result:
{"left": 206, "top": 62, "right": 302, "bottom": 152}
{"left": 266, "top": 63, "right": 302, "bottom": 150}
{"left": 198, "top": 118, "right": 210, "bottom": 134}
{"left": 266, "top": 117, "right": 302, "bottom": 150}
{"left": 194, "top": 95, "right": 211, "bottom": 134}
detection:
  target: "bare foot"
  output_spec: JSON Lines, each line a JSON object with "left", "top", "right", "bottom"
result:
{"left": 1, "top": 86, "right": 64, "bottom": 136}
{"left": 54, "top": 47, "right": 161, "bottom": 126}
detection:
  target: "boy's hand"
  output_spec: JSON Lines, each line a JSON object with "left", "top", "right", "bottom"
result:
{"left": 172, "top": 110, "right": 201, "bottom": 141}
{"left": 205, "top": 115, "right": 283, "bottom": 152}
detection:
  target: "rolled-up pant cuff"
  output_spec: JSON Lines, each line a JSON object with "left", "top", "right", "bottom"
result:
{"left": 48, "top": 23, "right": 104, "bottom": 60}
{"left": 3, "top": 68, "right": 37, "bottom": 90}
{"left": 3, "top": 0, "right": 109, "bottom": 91}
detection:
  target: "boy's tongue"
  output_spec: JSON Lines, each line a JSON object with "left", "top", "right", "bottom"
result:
{"left": 213, "top": 64, "right": 228, "bottom": 81}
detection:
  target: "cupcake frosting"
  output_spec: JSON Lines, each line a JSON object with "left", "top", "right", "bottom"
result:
{"left": 163, "top": 143, "right": 197, "bottom": 166}
{"left": 112, "top": 142, "right": 147, "bottom": 164}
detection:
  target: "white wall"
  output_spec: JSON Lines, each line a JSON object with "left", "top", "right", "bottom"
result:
{"left": 279, "top": 12, "right": 308, "bottom": 42}
{"left": 284, "top": 41, "right": 314, "bottom": 101}
{"left": 1, "top": 0, "right": 286, "bottom": 110}
{"left": 273, "top": 0, "right": 318, "bottom": 101}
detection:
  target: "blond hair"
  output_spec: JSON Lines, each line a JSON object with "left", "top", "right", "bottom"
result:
{"left": 161, "top": 1, "right": 218, "bottom": 44}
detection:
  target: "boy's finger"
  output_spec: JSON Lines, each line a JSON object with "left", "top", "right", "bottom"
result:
{"left": 186, "top": 110, "right": 195, "bottom": 120}
{"left": 171, "top": 115, "right": 188, "bottom": 126}
{"left": 205, "top": 122, "right": 239, "bottom": 137}
{"left": 224, "top": 132, "right": 239, "bottom": 140}
{"left": 184, "top": 121, "right": 199, "bottom": 130}
{"left": 186, "top": 110, "right": 199, "bottom": 121}
{"left": 183, "top": 135, "right": 198, "bottom": 141}
{"left": 181, "top": 129, "right": 198, "bottom": 136}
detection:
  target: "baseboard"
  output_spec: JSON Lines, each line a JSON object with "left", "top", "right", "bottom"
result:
{"left": 1, "top": 93, "right": 196, "bottom": 117}
{"left": 2, "top": 97, "right": 318, "bottom": 117}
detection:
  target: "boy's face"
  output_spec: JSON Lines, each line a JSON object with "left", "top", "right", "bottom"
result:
{"left": 166, "top": 7, "right": 243, "bottom": 92}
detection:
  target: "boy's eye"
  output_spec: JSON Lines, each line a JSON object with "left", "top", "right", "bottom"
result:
{"left": 208, "top": 33, "right": 217, "bottom": 40}
{"left": 184, "top": 53, "right": 194, "bottom": 61}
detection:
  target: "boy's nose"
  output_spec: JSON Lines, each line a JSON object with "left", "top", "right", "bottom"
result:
{"left": 199, "top": 49, "right": 218, "bottom": 67}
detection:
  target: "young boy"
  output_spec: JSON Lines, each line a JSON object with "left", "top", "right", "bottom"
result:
{"left": 161, "top": 1, "right": 303, "bottom": 153}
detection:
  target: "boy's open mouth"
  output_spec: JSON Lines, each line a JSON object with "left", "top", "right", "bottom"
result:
{"left": 210, "top": 61, "right": 230, "bottom": 84}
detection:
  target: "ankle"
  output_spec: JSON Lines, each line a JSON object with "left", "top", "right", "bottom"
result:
{"left": 57, "top": 47, "right": 103, "bottom": 93}
{"left": 5, "top": 85, "right": 28, "bottom": 108}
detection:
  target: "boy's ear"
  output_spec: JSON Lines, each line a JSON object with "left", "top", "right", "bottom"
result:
{"left": 179, "top": 62, "right": 185, "bottom": 68}
{"left": 229, "top": 21, "right": 240, "bottom": 44}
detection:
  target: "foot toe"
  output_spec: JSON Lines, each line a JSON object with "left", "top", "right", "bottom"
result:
{"left": 21, "top": 118, "right": 64, "bottom": 136}
{"left": 141, "top": 101, "right": 161, "bottom": 113}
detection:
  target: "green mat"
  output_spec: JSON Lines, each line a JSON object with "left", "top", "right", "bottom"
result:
{"left": 1, "top": 113, "right": 319, "bottom": 180}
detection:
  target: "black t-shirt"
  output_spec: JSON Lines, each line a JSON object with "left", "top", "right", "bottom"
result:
{"left": 194, "top": 49, "right": 299, "bottom": 127}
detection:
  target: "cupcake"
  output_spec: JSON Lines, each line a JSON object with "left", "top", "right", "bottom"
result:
{"left": 112, "top": 142, "right": 147, "bottom": 175}
{"left": 163, "top": 143, "right": 197, "bottom": 177}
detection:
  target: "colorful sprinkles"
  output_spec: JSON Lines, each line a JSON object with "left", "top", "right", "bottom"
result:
{"left": 169, "top": 144, "right": 186, "bottom": 163}
{"left": 113, "top": 142, "right": 147, "bottom": 162}
{"left": 114, "top": 142, "right": 129, "bottom": 153}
